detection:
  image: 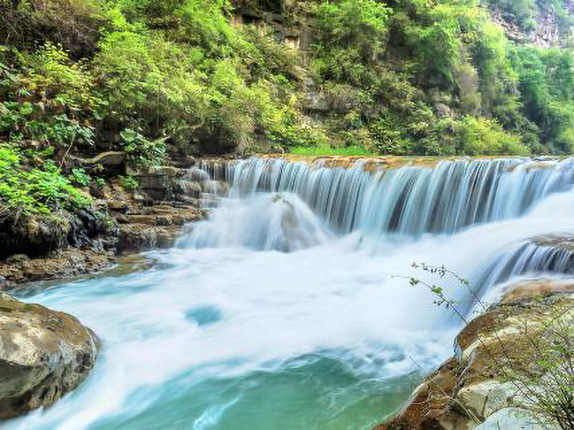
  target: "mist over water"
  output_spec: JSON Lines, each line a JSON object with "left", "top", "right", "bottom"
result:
{"left": 7, "top": 157, "right": 574, "bottom": 430}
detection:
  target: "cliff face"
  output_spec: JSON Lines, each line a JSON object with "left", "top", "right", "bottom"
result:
{"left": 487, "top": 0, "right": 574, "bottom": 47}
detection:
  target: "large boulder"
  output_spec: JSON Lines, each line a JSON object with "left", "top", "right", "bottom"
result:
{"left": 0, "top": 294, "right": 99, "bottom": 419}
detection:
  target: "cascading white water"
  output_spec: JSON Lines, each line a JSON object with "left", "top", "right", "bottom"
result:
{"left": 207, "top": 157, "right": 574, "bottom": 238}
{"left": 176, "top": 192, "right": 332, "bottom": 252}
{"left": 7, "top": 157, "right": 574, "bottom": 430}
{"left": 474, "top": 240, "right": 574, "bottom": 294}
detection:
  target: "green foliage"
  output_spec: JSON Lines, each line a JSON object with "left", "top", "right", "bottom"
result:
{"left": 313, "top": 0, "right": 390, "bottom": 84}
{"left": 2, "top": 0, "right": 574, "bottom": 160}
{"left": 290, "top": 145, "right": 376, "bottom": 157}
{"left": 412, "top": 263, "right": 574, "bottom": 430}
{"left": 119, "top": 129, "right": 166, "bottom": 167}
{"left": 71, "top": 168, "right": 91, "bottom": 187}
{"left": 118, "top": 175, "right": 139, "bottom": 190}
{"left": 489, "top": 0, "right": 574, "bottom": 35}
{"left": 514, "top": 311, "right": 574, "bottom": 430}
{"left": 0, "top": 144, "right": 91, "bottom": 214}
{"left": 24, "top": 42, "right": 102, "bottom": 111}
{"left": 489, "top": 0, "right": 538, "bottom": 32}
{"left": 511, "top": 45, "right": 574, "bottom": 152}
{"left": 95, "top": 177, "right": 106, "bottom": 188}
{"left": 0, "top": 101, "right": 94, "bottom": 147}
{"left": 454, "top": 116, "right": 530, "bottom": 155}
{"left": 0, "top": 43, "right": 96, "bottom": 148}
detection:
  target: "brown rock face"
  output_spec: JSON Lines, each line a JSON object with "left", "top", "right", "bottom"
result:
{"left": 0, "top": 249, "right": 114, "bottom": 289}
{"left": 0, "top": 294, "right": 99, "bottom": 419}
{"left": 116, "top": 205, "right": 204, "bottom": 254}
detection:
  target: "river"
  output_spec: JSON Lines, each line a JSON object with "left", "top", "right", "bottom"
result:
{"left": 7, "top": 157, "right": 574, "bottom": 430}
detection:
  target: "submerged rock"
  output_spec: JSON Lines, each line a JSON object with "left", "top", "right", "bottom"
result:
{"left": 0, "top": 294, "right": 99, "bottom": 419}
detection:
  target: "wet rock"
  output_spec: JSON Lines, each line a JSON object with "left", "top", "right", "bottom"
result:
{"left": 0, "top": 296, "right": 99, "bottom": 419}
{"left": 116, "top": 204, "right": 202, "bottom": 253}
{"left": 375, "top": 358, "right": 464, "bottom": 430}
{"left": 0, "top": 249, "right": 114, "bottom": 288}
{"left": 533, "top": 234, "right": 574, "bottom": 253}
{"left": 501, "top": 278, "right": 574, "bottom": 303}
{"left": 117, "top": 224, "right": 180, "bottom": 253}
{"left": 0, "top": 212, "right": 70, "bottom": 260}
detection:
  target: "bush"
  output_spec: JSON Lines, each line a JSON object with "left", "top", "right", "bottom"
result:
{"left": 455, "top": 116, "right": 530, "bottom": 155}
{"left": 119, "top": 129, "right": 166, "bottom": 167}
{"left": 119, "top": 175, "right": 139, "bottom": 190}
{"left": 312, "top": 0, "right": 390, "bottom": 85}
{"left": 0, "top": 145, "right": 91, "bottom": 215}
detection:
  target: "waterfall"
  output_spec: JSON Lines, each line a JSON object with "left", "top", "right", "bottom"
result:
{"left": 473, "top": 238, "right": 574, "bottom": 297}
{"left": 195, "top": 157, "right": 574, "bottom": 239}
{"left": 176, "top": 193, "right": 332, "bottom": 252}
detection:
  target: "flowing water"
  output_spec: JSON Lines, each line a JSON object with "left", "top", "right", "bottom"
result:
{"left": 7, "top": 157, "right": 574, "bottom": 430}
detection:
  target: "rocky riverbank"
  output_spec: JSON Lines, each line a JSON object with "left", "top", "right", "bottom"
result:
{"left": 0, "top": 157, "right": 214, "bottom": 290}
{"left": 0, "top": 157, "right": 213, "bottom": 419}
{"left": 376, "top": 278, "right": 574, "bottom": 430}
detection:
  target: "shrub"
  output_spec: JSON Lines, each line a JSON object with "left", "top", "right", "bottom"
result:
{"left": 456, "top": 116, "right": 530, "bottom": 155}
{"left": 0, "top": 144, "right": 91, "bottom": 215}
{"left": 119, "top": 129, "right": 166, "bottom": 168}
{"left": 70, "top": 167, "right": 91, "bottom": 187}
{"left": 119, "top": 175, "right": 139, "bottom": 190}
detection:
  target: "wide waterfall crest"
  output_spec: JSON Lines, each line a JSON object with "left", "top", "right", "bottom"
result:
{"left": 201, "top": 157, "right": 574, "bottom": 238}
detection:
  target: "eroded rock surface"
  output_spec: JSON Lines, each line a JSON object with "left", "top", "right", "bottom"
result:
{"left": 0, "top": 293, "right": 99, "bottom": 419}
{"left": 0, "top": 249, "right": 114, "bottom": 289}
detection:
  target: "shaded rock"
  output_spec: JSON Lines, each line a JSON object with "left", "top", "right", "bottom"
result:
{"left": 0, "top": 213, "right": 70, "bottom": 260}
{"left": 435, "top": 102, "right": 453, "bottom": 118}
{"left": 171, "top": 155, "right": 197, "bottom": 169}
{"left": 89, "top": 151, "right": 125, "bottom": 168}
{"left": 0, "top": 297, "right": 99, "bottom": 419}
